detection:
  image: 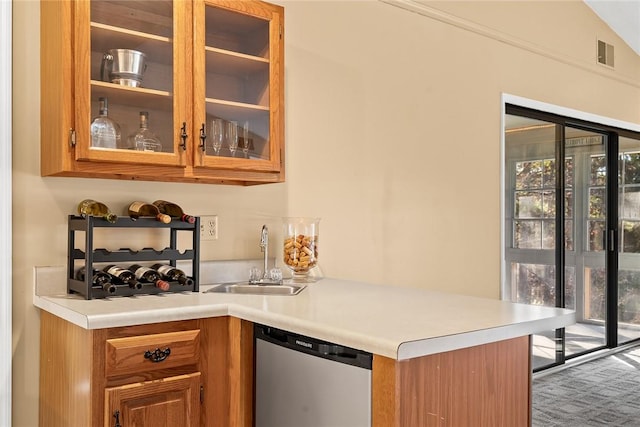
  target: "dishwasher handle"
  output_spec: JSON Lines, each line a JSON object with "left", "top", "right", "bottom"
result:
{"left": 255, "top": 324, "right": 372, "bottom": 370}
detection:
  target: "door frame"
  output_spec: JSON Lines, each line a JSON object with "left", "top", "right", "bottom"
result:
{"left": 0, "top": 0, "right": 11, "bottom": 423}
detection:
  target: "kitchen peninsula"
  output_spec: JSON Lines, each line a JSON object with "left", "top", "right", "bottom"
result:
{"left": 35, "top": 270, "right": 574, "bottom": 426}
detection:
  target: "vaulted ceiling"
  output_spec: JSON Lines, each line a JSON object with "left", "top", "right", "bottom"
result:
{"left": 584, "top": 0, "right": 640, "bottom": 55}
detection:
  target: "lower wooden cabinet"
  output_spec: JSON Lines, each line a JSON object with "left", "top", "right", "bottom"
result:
{"left": 105, "top": 373, "right": 201, "bottom": 427}
{"left": 39, "top": 312, "right": 254, "bottom": 427}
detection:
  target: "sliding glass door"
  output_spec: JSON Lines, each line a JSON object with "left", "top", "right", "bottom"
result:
{"left": 504, "top": 105, "right": 640, "bottom": 371}
{"left": 617, "top": 136, "right": 640, "bottom": 345}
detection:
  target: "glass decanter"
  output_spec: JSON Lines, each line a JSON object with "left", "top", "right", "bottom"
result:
{"left": 129, "top": 111, "right": 162, "bottom": 152}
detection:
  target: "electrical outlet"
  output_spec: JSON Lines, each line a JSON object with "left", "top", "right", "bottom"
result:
{"left": 200, "top": 215, "right": 218, "bottom": 241}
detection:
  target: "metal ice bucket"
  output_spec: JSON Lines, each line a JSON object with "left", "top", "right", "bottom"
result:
{"left": 101, "top": 49, "right": 147, "bottom": 87}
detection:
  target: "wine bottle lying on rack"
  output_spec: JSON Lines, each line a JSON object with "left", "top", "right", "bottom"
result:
{"left": 152, "top": 200, "right": 196, "bottom": 224}
{"left": 103, "top": 265, "right": 143, "bottom": 290}
{"left": 151, "top": 263, "right": 195, "bottom": 286}
{"left": 77, "top": 199, "right": 117, "bottom": 223}
{"left": 127, "top": 201, "right": 171, "bottom": 223}
{"left": 128, "top": 264, "right": 170, "bottom": 291}
{"left": 75, "top": 266, "right": 117, "bottom": 294}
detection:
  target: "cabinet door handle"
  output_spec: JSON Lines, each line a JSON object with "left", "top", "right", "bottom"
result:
{"left": 199, "top": 123, "right": 207, "bottom": 152}
{"left": 144, "top": 347, "right": 171, "bottom": 363}
{"left": 179, "top": 122, "right": 188, "bottom": 151}
{"left": 113, "top": 410, "right": 122, "bottom": 427}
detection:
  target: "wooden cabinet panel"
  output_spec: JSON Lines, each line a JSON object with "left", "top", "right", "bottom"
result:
{"left": 372, "top": 336, "right": 531, "bottom": 427}
{"left": 105, "top": 372, "right": 201, "bottom": 427}
{"left": 105, "top": 330, "right": 200, "bottom": 377}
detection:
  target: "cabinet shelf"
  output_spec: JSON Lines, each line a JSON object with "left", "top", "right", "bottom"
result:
{"left": 91, "top": 80, "right": 172, "bottom": 110}
{"left": 91, "top": 0, "right": 174, "bottom": 39}
{"left": 204, "top": 4, "right": 270, "bottom": 59}
{"left": 91, "top": 22, "right": 172, "bottom": 65}
{"left": 71, "top": 248, "right": 196, "bottom": 263}
{"left": 205, "top": 46, "right": 269, "bottom": 75}
{"left": 206, "top": 97, "right": 269, "bottom": 112}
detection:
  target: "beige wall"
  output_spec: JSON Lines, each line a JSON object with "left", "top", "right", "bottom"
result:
{"left": 12, "top": 0, "right": 640, "bottom": 425}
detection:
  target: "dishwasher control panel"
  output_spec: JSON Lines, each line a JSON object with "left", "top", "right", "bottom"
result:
{"left": 254, "top": 324, "right": 372, "bottom": 370}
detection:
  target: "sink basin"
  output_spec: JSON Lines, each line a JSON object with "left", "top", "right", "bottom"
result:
{"left": 204, "top": 282, "right": 306, "bottom": 296}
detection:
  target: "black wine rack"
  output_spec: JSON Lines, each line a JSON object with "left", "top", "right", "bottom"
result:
{"left": 67, "top": 215, "right": 200, "bottom": 299}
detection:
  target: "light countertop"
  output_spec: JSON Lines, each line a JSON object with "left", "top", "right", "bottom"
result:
{"left": 33, "top": 266, "right": 575, "bottom": 360}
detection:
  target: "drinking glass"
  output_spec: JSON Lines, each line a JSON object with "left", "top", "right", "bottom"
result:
{"left": 227, "top": 121, "right": 238, "bottom": 157}
{"left": 210, "top": 118, "right": 223, "bottom": 155}
{"left": 283, "top": 217, "right": 320, "bottom": 282}
{"left": 242, "top": 121, "right": 250, "bottom": 158}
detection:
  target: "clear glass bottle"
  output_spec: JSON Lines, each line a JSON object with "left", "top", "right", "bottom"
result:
{"left": 90, "top": 97, "right": 121, "bottom": 149}
{"left": 129, "top": 111, "right": 162, "bottom": 152}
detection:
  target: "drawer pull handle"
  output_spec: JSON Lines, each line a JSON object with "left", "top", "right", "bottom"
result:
{"left": 144, "top": 347, "right": 171, "bottom": 363}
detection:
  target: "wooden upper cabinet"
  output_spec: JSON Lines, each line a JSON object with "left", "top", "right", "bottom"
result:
{"left": 192, "top": 0, "right": 284, "bottom": 176}
{"left": 40, "top": 0, "right": 284, "bottom": 185}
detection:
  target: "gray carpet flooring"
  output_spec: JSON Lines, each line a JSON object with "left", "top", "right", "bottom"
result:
{"left": 532, "top": 345, "right": 640, "bottom": 426}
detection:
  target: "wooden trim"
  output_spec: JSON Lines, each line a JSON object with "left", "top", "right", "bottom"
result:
{"left": 228, "top": 318, "right": 255, "bottom": 427}
{"left": 200, "top": 316, "right": 254, "bottom": 427}
{"left": 372, "top": 355, "right": 399, "bottom": 427}
{"left": 39, "top": 311, "right": 94, "bottom": 427}
{"left": 40, "top": 0, "right": 74, "bottom": 176}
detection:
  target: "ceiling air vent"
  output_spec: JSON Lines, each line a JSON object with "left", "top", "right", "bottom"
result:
{"left": 597, "top": 40, "right": 614, "bottom": 67}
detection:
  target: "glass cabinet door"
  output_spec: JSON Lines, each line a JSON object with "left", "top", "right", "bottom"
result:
{"left": 74, "top": 0, "right": 190, "bottom": 166}
{"left": 194, "top": 0, "right": 283, "bottom": 172}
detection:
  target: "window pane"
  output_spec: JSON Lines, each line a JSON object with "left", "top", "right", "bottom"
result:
{"left": 542, "top": 190, "right": 555, "bottom": 218}
{"left": 542, "top": 220, "right": 555, "bottom": 249}
{"left": 565, "top": 190, "right": 573, "bottom": 217}
{"left": 565, "top": 158, "right": 574, "bottom": 188}
{"left": 590, "top": 155, "right": 607, "bottom": 186}
{"left": 589, "top": 220, "right": 606, "bottom": 251}
{"left": 515, "top": 191, "right": 542, "bottom": 218}
{"left": 589, "top": 188, "right": 606, "bottom": 219}
{"left": 586, "top": 267, "right": 606, "bottom": 321}
{"left": 619, "top": 270, "right": 640, "bottom": 322}
{"left": 622, "top": 187, "right": 640, "bottom": 219}
{"left": 622, "top": 221, "right": 640, "bottom": 253}
{"left": 514, "top": 220, "right": 541, "bottom": 249}
{"left": 565, "top": 219, "right": 574, "bottom": 251}
{"left": 542, "top": 159, "right": 556, "bottom": 188}
{"left": 624, "top": 152, "right": 640, "bottom": 184}
{"left": 516, "top": 160, "right": 543, "bottom": 190}
{"left": 513, "top": 263, "right": 556, "bottom": 306}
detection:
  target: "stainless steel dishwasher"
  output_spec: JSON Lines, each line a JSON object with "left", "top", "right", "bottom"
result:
{"left": 255, "top": 324, "right": 373, "bottom": 427}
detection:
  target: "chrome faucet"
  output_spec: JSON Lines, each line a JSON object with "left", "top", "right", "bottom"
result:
{"left": 249, "top": 225, "right": 283, "bottom": 285}
{"left": 260, "top": 225, "right": 270, "bottom": 281}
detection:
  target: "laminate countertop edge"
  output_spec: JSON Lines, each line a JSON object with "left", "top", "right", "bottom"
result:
{"left": 33, "top": 276, "right": 576, "bottom": 360}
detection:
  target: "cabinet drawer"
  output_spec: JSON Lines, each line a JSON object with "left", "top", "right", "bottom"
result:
{"left": 105, "top": 330, "right": 200, "bottom": 377}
